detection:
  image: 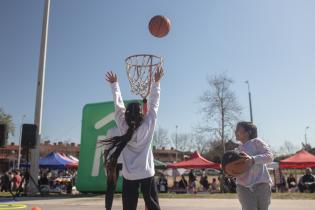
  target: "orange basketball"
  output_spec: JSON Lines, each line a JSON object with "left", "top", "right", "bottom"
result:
{"left": 148, "top": 15, "right": 171, "bottom": 38}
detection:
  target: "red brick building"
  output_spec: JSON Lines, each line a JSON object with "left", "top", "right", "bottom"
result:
{"left": 0, "top": 141, "right": 80, "bottom": 172}
{"left": 153, "top": 147, "right": 191, "bottom": 163}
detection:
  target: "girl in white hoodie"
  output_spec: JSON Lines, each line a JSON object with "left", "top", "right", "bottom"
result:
{"left": 103, "top": 68, "right": 163, "bottom": 210}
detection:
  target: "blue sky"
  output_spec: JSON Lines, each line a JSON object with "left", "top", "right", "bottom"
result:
{"left": 1, "top": 0, "right": 315, "bottom": 151}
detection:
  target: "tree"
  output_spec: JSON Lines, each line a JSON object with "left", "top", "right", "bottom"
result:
{"left": 152, "top": 127, "right": 171, "bottom": 149}
{"left": 190, "top": 133, "right": 210, "bottom": 154}
{"left": 204, "top": 139, "right": 224, "bottom": 163}
{"left": 301, "top": 142, "right": 312, "bottom": 152}
{"left": 278, "top": 140, "right": 299, "bottom": 155}
{"left": 0, "top": 107, "right": 15, "bottom": 139}
{"left": 171, "top": 132, "right": 193, "bottom": 152}
{"left": 199, "top": 73, "right": 242, "bottom": 154}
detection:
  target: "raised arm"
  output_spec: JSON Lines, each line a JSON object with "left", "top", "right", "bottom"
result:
{"left": 105, "top": 71, "right": 117, "bottom": 83}
{"left": 105, "top": 71, "right": 128, "bottom": 132}
{"left": 147, "top": 67, "right": 164, "bottom": 119}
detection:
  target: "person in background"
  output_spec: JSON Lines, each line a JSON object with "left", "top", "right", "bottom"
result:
{"left": 157, "top": 174, "right": 168, "bottom": 193}
{"left": 210, "top": 178, "right": 219, "bottom": 193}
{"left": 287, "top": 173, "right": 297, "bottom": 191}
{"left": 298, "top": 168, "right": 315, "bottom": 193}
{"left": 277, "top": 171, "right": 286, "bottom": 192}
{"left": 178, "top": 175, "right": 188, "bottom": 192}
{"left": 188, "top": 169, "right": 197, "bottom": 194}
{"left": 11, "top": 170, "right": 22, "bottom": 192}
{"left": 0, "top": 171, "right": 11, "bottom": 192}
{"left": 199, "top": 171, "right": 209, "bottom": 191}
{"left": 234, "top": 121, "right": 273, "bottom": 210}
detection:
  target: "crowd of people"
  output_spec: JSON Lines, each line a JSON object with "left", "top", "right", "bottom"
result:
{"left": 157, "top": 169, "right": 235, "bottom": 194}
{"left": 0, "top": 168, "right": 77, "bottom": 195}
{"left": 155, "top": 167, "right": 315, "bottom": 195}
{"left": 275, "top": 168, "right": 315, "bottom": 193}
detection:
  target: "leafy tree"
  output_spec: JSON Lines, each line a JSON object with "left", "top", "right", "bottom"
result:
{"left": 203, "top": 139, "right": 224, "bottom": 163}
{"left": 0, "top": 107, "right": 15, "bottom": 136}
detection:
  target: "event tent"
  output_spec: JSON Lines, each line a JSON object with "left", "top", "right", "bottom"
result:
{"left": 279, "top": 149, "right": 315, "bottom": 169}
{"left": 68, "top": 155, "right": 79, "bottom": 162}
{"left": 39, "top": 152, "right": 78, "bottom": 169}
{"left": 167, "top": 151, "right": 221, "bottom": 169}
{"left": 59, "top": 153, "right": 79, "bottom": 165}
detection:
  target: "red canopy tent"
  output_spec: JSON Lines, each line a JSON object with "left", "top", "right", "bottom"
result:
{"left": 280, "top": 150, "right": 315, "bottom": 169}
{"left": 167, "top": 151, "right": 221, "bottom": 169}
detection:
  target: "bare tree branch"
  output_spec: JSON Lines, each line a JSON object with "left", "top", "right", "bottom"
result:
{"left": 197, "top": 73, "right": 242, "bottom": 155}
{"left": 153, "top": 127, "right": 171, "bottom": 149}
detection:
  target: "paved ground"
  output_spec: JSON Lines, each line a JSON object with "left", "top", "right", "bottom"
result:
{"left": 1, "top": 195, "right": 315, "bottom": 210}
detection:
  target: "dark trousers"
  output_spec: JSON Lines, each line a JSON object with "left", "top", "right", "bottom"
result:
{"left": 298, "top": 183, "right": 315, "bottom": 193}
{"left": 123, "top": 176, "right": 160, "bottom": 210}
{"left": 105, "top": 164, "right": 122, "bottom": 210}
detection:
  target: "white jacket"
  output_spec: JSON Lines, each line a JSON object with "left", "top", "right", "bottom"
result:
{"left": 110, "top": 81, "right": 160, "bottom": 180}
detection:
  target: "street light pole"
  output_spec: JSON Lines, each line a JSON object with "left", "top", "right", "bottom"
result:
{"left": 30, "top": 0, "right": 50, "bottom": 194}
{"left": 305, "top": 126, "right": 310, "bottom": 145}
{"left": 245, "top": 81, "right": 253, "bottom": 123}
{"left": 175, "top": 125, "right": 178, "bottom": 162}
{"left": 17, "top": 114, "right": 26, "bottom": 170}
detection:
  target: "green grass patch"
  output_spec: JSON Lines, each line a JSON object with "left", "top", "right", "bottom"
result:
{"left": 0, "top": 192, "right": 12, "bottom": 197}
{"left": 271, "top": 193, "right": 315, "bottom": 200}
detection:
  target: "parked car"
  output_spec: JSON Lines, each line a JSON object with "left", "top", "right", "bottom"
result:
{"left": 182, "top": 168, "right": 221, "bottom": 176}
{"left": 204, "top": 168, "right": 221, "bottom": 176}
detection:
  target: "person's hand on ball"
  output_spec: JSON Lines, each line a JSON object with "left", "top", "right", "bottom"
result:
{"left": 240, "top": 151, "right": 255, "bottom": 168}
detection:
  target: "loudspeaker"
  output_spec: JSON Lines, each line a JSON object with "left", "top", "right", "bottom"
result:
{"left": 0, "top": 124, "right": 7, "bottom": 147}
{"left": 21, "top": 124, "right": 37, "bottom": 149}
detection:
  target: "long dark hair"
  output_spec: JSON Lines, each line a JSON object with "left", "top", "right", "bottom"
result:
{"left": 236, "top": 121, "right": 257, "bottom": 139}
{"left": 100, "top": 102, "right": 143, "bottom": 165}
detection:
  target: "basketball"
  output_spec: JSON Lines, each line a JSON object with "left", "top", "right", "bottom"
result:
{"left": 148, "top": 15, "right": 171, "bottom": 38}
{"left": 222, "top": 150, "right": 251, "bottom": 177}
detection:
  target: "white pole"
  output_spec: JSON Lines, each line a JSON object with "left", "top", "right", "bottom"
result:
{"left": 175, "top": 125, "right": 178, "bottom": 162}
{"left": 29, "top": 0, "right": 50, "bottom": 194}
{"left": 304, "top": 126, "right": 310, "bottom": 145}
{"left": 17, "top": 114, "right": 26, "bottom": 170}
{"left": 245, "top": 81, "right": 253, "bottom": 123}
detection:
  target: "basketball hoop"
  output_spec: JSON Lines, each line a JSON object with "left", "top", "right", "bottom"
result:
{"left": 125, "top": 54, "right": 163, "bottom": 114}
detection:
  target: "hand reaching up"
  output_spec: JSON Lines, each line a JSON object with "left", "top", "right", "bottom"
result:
{"left": 105, "top": 71, "right": 118, "bottom": 83}
{"left": 154, "top": 66, "right": 164, "bottom": 82}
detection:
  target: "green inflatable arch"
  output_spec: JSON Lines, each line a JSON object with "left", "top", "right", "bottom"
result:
{"left": 76, "top": 101, "right": 129, "bottom": 193}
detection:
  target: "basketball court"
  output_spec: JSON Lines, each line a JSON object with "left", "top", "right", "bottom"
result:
{"left": 4, "top": 196, "right": 315, "bottom": 210}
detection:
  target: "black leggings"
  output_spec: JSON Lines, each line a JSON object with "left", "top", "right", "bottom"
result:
{"left": 105, "top": 164, "right": 122, "bottom": 210}
{"left": 122, "top": 176, "right": 160, "bottom": 210}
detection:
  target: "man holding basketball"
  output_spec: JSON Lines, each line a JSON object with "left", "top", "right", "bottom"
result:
{"left": 104, "top": 67, "right": 163, "bottom": 210}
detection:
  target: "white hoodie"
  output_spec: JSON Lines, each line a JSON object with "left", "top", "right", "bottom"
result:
{"left": 110, "top": 81, "right": 160, "bottom": 180}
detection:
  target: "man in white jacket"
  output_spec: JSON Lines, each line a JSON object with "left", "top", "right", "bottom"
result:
{"left": 104, "top": 67, "right": 163, "bottom": 210}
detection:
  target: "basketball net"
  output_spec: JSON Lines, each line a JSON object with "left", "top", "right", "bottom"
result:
{"left": 125, "top": 54, "right": 163, "bottom": 115}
